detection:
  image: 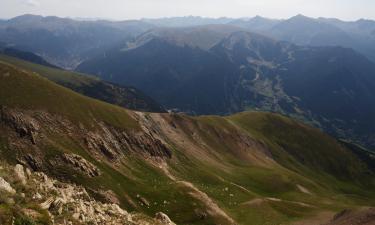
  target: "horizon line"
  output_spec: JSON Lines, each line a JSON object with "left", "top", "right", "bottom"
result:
{"left": 2, "top": 13, "right": 375, "bottom": 23}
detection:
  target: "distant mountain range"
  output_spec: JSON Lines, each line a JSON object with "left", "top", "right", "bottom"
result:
{"left": 231, "top": 15, "right": 375, "bottom": 62}
{"left": 1, "top": 14, "right": 375, "bottom": 70}
{"left": 0, "top": 14, "right": 154, "bottom": 69}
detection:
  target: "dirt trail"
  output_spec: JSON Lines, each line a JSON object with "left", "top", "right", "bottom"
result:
{"left": 292, "top": 211, "right": 335, "bottom": 225}
{"left": 177, "top": 181, "right": 236, "bottom": 225}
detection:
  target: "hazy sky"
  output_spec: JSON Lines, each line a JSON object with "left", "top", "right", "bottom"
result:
{"left": 1, "top": 0, "right": 375, "bottom": 21}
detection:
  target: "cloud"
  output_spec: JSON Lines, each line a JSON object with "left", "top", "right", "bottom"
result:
{"left": 22, "top": 0, "right": 40, "bottom": 7}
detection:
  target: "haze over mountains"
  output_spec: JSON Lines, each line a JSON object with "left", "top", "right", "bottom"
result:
{"left": 0, "top": 14, "right": 154, "bottom": 69}
{"left": 1, "top": 14, "right": 375, "bottom": 66}
{"left": 2, "top": 13, "right": 374, "bottom": 72}
{"left": 77, "top": 18, "right": 375, "bottom": 151}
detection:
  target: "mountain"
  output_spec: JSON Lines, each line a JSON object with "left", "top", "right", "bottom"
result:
{"left": 0, "top": 54, "right": 165, "bottom": 113}
{"left": 126, "top": 24, "right": 245, "bottom": 50}
{"left": 317, "top": 18, "right": 375, "bottom": 62}
{"left": 141, "top": 16, "right": 233, "bottom": 27}
{"left": 268, "top": 14, "right": 354, "bottom": 46}
{"left": 0, "top": 60, "right": 374, "bottom": 224}
{"left": 2, "top": 14, "right": 375, "bottom": 69}
{"left": 78, "top": 26, "right": 243, "bottom": 114}
{"left": 229, "top": 15, "right": 375, "bottom": 63}
{"left": 318, "top": 18, "right": 375, "bottom": 37}
{"left": 229, "top": 16, "right": 282, "bottom": 33}
{"left": 0, "top": 45, "right": 60, "bottom": 68}
{"left": 77, "top": 29, "right": 375, "bottom": 150}
{"left": 0, "top": 14, "right": 154, "bottom": 69}
{"left": 267, "top": 14, "right": 375, "bottom": 62}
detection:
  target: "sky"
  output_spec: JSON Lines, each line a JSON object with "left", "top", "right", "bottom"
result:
{"left": 1, "top": 0, "right": 375, "bottom": 21}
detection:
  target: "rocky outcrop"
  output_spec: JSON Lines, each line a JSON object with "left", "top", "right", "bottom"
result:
{"left": 30, "top": 170, "right": 173, "bottom": 224}
{"left": 0, "top": 162, "right": 176, "bottom": 225}
{"left": 1, "top": 107, "right": 172, "bottom": 169}
{"left": 62, "top": 153, "right": 100, "bottom": 177}
{"left": 31, "top": 170, "right": 134, "bottom": 224}
{"left": 0, "top": 177, "right": 16, "bottom": 194}
{"left": 0, "top": 106, "right": 40, "bottom": 144}
{"left": 13, "top": 164, "right": 27, "bottom": 185}
{"left": 155, "top": 212, "right": 176, "bottom": 225}
{"left": 23, "top": 154, "right": 43, "bottom": 171}
{"left": 89, "top": 189, "right": 121, "bottom": 205}
{"left": 85, "top": 122, "right": 172, "bottom": 160}
{"left": 325, "top": 208, "right": 375, "bottom": 225}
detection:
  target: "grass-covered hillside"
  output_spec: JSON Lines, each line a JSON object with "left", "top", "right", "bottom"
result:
{"left": 0, "top": 54, "right": 165, "bottom": 113}
{"left": 0, "top": 61, "right": 374, "bottom": 225}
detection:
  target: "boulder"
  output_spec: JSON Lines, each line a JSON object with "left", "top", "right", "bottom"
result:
{"left": 0, "top": 177, "right": 16, "bottom": 194}
{"left": 14, "top": 164, "right": 27, "bottom": 185}
{"left": 40, "top": 197, "right": 54, "bottom": 210}
{"left": 62, "top": 153, "right": 100, "bottom": 177}
{"left": 155, "top": 212, "right": 176, "bottom": 225}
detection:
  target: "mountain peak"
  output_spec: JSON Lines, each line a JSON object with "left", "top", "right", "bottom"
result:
{"left": 287, "top": 14, "right": 315, "bottom": 22}
{"left": 9, "top": 14, "right": 43, "bottom": 22}
{"left": 253, "top": 15, "right": 266, "bottom": 20}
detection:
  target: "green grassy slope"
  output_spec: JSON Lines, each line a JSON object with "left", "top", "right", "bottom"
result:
{"left": 0, "top": 60, "right": 138, "bottom": 130}
{"left": 0, "top": 61, "right": 374, "bottom": 225}
{"left": 0, "top": 54, "right": 165, "bottom": 113}
{"left": 229, "top": 112, "right": 372, "bottom": 183}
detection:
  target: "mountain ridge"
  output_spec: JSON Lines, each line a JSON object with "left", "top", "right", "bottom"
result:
{"left": 77, "top": 29, "right": 375, "bottom": 150}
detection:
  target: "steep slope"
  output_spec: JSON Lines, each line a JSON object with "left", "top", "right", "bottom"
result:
{"left": 1, "top": 61, "right": 375, "bottom": 225}
{"left": 0, "top": 54, "right": 165, "bottom": 113}
{"left": 78, "top": 36, "right": 239, "bottom": 114}
{"left": 268, "top": 15, "right": 354, "bottom": 47}
{"left": 78, "top": 29, "right": 375, "bottom": 150}
{"left": 229, "top": 16, "right": 282, "bottom": 33}
{"left": 318, "top": 18, "right": 375, "bottom": 63}
{"left": 0, "top": 45, "right": 60, "bottom": 68}
{"left": 213, "top": 32, "right": 375, "bottom": 148}
{"left": 124, "top": 24, "right": 245, "bottom": 50}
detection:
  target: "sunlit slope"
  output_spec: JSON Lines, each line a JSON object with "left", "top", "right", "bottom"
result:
{"left": 0, "top": 60, "right": 138, "bottom": 129}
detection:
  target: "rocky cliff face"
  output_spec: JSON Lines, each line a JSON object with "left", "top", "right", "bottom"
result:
{"left": 0, "top": 106, "right": 172, "bottom": 169}
{"left": 0, "top": 106, "right": 40, "bottom": 145}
